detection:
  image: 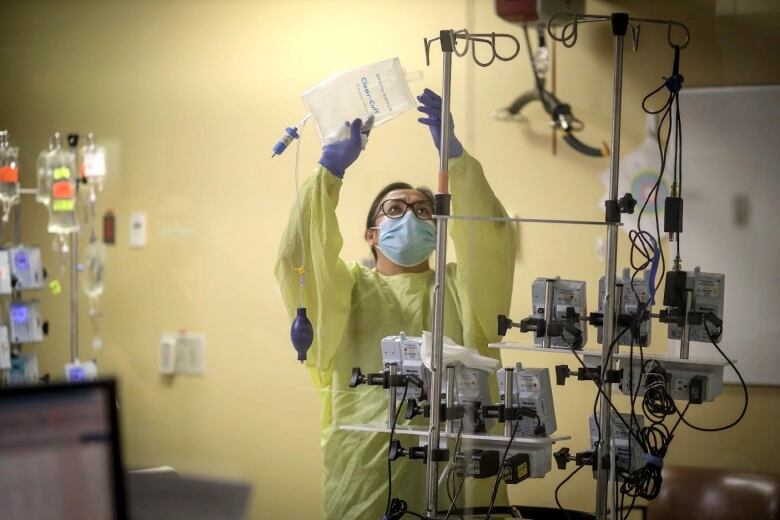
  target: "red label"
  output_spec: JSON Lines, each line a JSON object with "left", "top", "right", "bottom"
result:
{"left": 0, "top": 166, "right": 18, "bottom": 183}
{"left": 52, "top": 180, "right": 74, "bottom": 199}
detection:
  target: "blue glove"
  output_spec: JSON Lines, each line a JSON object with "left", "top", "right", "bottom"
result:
{"left": 417, "top": 88, "right": 464, "bottom": 159}
{"left": 319, "top": 118, "right": 370, "bottom": 178}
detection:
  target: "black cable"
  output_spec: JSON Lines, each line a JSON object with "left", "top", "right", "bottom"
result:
{"left": 444, "top": 477, "right": 465, "bottom": 520}
{"left": 385, "top": 382, "right": 410, "bottom": 518}
{"left": 445, "top": 419, "right": 465, "bottom": 520}
{"left": 484, "top": 419, "right": 522, "bottom": 520}
{"left": 561, "top": 331, "right": 645, "bottom": 445}
{"left": 554, "top": 449, "right": 594, "bottom": 520}
{"left": 676, "top": 322, "right": 749, "bottom": 432}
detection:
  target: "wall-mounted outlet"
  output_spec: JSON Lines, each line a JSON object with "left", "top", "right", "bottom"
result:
{"left": 159, "top": 331, "right": 205, "bottom": 376}
{"left": 673, "top": 376, "right": 689, "bottom": 395}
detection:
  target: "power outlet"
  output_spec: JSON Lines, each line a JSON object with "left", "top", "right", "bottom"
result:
{"left": 673, "top": 376, "right": 689, "bottom": 395}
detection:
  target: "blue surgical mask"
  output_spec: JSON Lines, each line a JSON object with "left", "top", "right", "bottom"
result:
{"left": 376, "top": 212, "right": 436, "bottom": 267}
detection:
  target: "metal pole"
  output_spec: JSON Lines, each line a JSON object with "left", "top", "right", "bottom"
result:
{"left": 679, "top": 289, "right": 692, "bottom": 359}
{"left": 445, "top": 365, "right": 455, "bottom": 434}
{"left": 543, "top": 279, "right": 556, "bottom": 348}
{"left": 388, "top": 363, "right": 398, "bottom": 428}
{"left": 503, "top": 367, "right": 514, "bottom": 437}
{"left": 426, "top": 29, "right": 454, "bottom": 518}
{"left": 12, "top": 204, "right": 21, "bottom": 244}
{"left": 67, "top": 134, "right": 80, "bottom": 364}
{"left": 596, "top": 13, "right": 628, "bottom": 520}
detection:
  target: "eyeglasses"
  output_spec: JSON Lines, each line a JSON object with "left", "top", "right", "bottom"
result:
{"left": 376, "top": 199, "right": 434, "bottom": 221}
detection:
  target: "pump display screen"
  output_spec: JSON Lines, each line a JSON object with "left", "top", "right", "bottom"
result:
{"left": 14, "top": 251, "right": 29, "bottom": 271}
{"left": 10, "top": 305, "right": 28, "bottom": 325}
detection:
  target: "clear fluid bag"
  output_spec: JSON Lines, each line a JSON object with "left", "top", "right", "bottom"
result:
{"left": 45, "top": 147, "right": 79, "bottom": 235}
{"left": 79, "top": 133, "right": 107, "bottom": 198}
{"left": 0, "top": 131, "right": 20, "bottom": 221}
{"left": 301, "top": 57, "right": 421, "bottom": 145}
{"left": 82, "top": 239, "right": 106, "bottom": 299}
{"left": 36, "top": 133, "right": 61, "bottom": 205}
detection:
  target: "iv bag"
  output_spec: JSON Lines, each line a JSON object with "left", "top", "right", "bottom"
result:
{"left": 36, "top": 133, "right": 61, "bottom": 205}
{"left": 79, "top": 133, "right": 107, "bottom": 194}
{"left": 82, "top": 240, "right": 106, "bottom": 299}
{"left": 301, "top": 57, "right": 419, "bottom": 145}
{"left": 45, "top": 148, "right": 79, "bottom": 235}
{"left": 0, "top": 132, "right": 20, "bottom": 220}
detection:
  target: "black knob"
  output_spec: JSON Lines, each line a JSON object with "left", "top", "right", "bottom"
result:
{"left": 553, "top": 447, "right": 571, "bottom": 470}
{"left": 388, "top": 440, "right": 407, "bottom": 461}
{"left": 555, "top": 365, "right": 571, "bottom": 386}
{"left": 405, "top": 399, "right": 423, "bottom": 420}
{"left": 349, "top": 368, "right": 365, "bottom": 388}
{"left": 497, "top": 314, "right": 513, "bottom": 336}
{"left": 618, "top": 192, "right": 637, "bottom": 214}
{"left": 42, "top": 321, "right": 50, "bottom": 335}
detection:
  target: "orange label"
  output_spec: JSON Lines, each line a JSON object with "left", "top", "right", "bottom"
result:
{"left": 52, "top": 180, "right": 74, "bottom": 199}
{"left": 0, "top": 166, "right": 18, "bottom": 183}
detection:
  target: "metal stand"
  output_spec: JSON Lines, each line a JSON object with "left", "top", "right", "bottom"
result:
{"left": 546, "top": 12, "right": 691, "bottom": 520}
{"left": 425, "top": 31, "right": 453, "bottom": 517}
{"left": 423, "top": 28, "right": 521, "bottom": 518}
{"left": 67, "top": 134, "right": 80, "bottom": 363}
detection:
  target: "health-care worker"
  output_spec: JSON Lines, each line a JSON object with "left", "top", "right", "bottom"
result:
{"left": 275, "top": 89, "right": 516, "bottom": 519}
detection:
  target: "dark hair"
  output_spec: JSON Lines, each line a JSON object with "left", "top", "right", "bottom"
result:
{"left": 366, "top": 182, "right": 435, "bottom": 260}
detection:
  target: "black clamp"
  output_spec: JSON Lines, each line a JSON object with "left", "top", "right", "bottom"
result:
{"left": 555, "top": 364, "right": 622, "bottom": 386}
{"left": 407, "top": 401, "right": 465, "bottom": 422}
{"left": 430, "top": 448, "right": 450, "bottom": 462}
{"left": 388, "top": 440, "right": 427, "bottom": 462}
{"left": 349, "top": 368, "right": 424, "bottom": 390}
{"left": 605, "top": 192, "right": 637, "bottom": 223}
{"left": 481, "top": 405, "right": 544, "bottom": 435}
{"left": 665, "top": 45, "right": 685, "bottom": 94}
{"left": 618, "top": 192, "right": 637, "bottom": 214}
{"left": 554, "top": 447, "right": 597, "bottom": 470}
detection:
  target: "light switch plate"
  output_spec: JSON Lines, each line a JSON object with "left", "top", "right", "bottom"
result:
{"left": 159, "top": 331, "right": 205, "bottom": 376}
{"left": 130, "top": 212, "right": 147, "bottom": 248}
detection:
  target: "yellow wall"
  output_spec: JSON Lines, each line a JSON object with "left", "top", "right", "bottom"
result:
{"left": 1, "top": 0, "right": 778, "bottom": 518}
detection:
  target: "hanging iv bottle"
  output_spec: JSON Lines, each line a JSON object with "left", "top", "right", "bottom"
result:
{"left": 0, "top": 131, "right": 20, "bottom": 220}
{"left": 36, "top": 132, "right": 61, "bottom": 205}
{"left": 82, "top": 239, "right": 106, "bottom": 299}
{"left": 46, "top": 142, "right": 79, "bottom": 235}
{"left": 79, "top": 133, "right": 107, "bottom": 198}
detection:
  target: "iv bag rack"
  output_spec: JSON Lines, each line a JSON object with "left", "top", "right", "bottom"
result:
{"left": 342, "top": 15, "right": 690, "bottom": 519}
{"left": 340, "top": 424, "right": 570, "bottom": 448}
{"left": 434, "top": 214, "right": 621, "bottom": 227}
{"left": 418, "top": 13, "right": 692, "bottom": 520}
{"left": 487, "top": 343, "right": 734, "bottom": 367}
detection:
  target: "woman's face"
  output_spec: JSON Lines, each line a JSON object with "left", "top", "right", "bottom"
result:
{"left": 365, "top": 189, "right": 434, "bottom": 253}
{"left": 371, "top": 189, "right": 434, "bottom": 227}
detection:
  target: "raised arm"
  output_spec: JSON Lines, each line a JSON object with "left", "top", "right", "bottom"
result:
{"left": 448, "top": 152, "right": 516, "bottom": 351}
{"left": 417, "top": 89, "right": 516, "bottom": 354}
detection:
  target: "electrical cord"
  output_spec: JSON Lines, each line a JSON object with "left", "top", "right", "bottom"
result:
{"left": 484, "top": 418, "right": 522, "bottom": 520}
{"left": 444, "top": 476, "right": 465, "bottom": 520}
{"left": 385, "top": 382, "right": 410, "bottom": 518}
{"left": 676, "top": 322, "right": 748, "bottom": 432}
{"left": 445, "top": 419, "right": 465, "bottom": 520}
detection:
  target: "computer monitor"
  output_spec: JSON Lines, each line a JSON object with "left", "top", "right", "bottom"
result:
{"left": 0, "top": 380, "right": 127, "bottom": 520}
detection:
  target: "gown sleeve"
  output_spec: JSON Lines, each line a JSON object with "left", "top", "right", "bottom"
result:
{"left": 274, "top": 166, "right": 356, "bottom": 388}
{"left": 448, "top": 151, "right": 517, "bottom": 357}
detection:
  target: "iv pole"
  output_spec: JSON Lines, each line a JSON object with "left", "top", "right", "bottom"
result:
{"left": 425, "top": 30, "right": 453, "bottom": 517}
{"left": 547, "top": 12, "right": 691, "bottom": 520}
{"left": 423, "top": 29, "right": 520, "bottom": 517}
{"left": 67, "top": 133, "right": 80, "bottom": 364}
